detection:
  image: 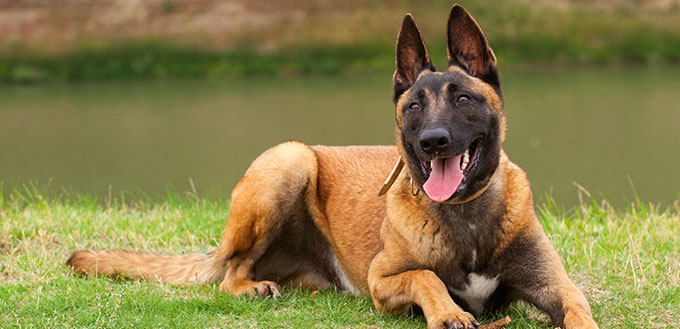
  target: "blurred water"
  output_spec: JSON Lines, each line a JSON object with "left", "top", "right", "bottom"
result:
{"left": 1, "top": 66, "right": 678, "bottom": 207}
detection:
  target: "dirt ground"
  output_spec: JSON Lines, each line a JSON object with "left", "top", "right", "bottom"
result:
{"left": 1, "top": 0, "right": 677, "bottom": 54}
{"left": 0, "top": 0, "right": 383, "bottom": 53}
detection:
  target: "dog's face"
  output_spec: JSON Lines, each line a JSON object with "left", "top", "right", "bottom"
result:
{"left": 393, "top": 5, "right": 505, "bottom": 204}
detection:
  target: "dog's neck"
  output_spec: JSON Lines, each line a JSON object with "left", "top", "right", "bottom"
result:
{"left": 384, "top": 159, "right": 508, "bottom": 273}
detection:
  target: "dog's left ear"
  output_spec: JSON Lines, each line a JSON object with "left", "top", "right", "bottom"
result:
{"left": 447, "top": 5, "right": 499, "bottom": 86}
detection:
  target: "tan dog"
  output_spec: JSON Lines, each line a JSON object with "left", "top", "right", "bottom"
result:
{"left": 67, "top": 5, "right": 598, "bottom": 329}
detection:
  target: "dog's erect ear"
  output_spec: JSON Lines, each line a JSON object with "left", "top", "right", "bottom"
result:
{"left": 393, "top": 14, "right": 435, "bottom": 103}
{"left": 447, "top": 4, "right": 499, "bottom": 86}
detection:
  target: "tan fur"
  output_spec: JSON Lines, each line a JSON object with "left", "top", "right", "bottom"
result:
{"left": 66, "top": 4, "right": 597, "bottom": 328}
{"left": 66, "top": 249, "right": 223, "bottom": 285}
{"left": 395, "top": 88, "right": 412, "bottom": 126}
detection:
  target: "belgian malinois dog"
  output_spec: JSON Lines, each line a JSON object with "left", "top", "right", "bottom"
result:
{"left": 67, "top": 5, "right": 598, "bottom": 329}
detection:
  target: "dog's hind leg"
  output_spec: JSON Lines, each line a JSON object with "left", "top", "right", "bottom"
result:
{"left": 213, "top": 141, "right": 319, "bottom": 298}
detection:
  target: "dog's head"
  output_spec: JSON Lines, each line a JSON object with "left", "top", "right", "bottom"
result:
{"left": 393, "top": 5, "right": 505, "bottom": 204}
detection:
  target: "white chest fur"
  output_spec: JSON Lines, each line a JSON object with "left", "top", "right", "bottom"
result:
{"left": 329, "top": 250, "right": 361, "bottom": 296}
{"left": 449, "top": 273, "right": 499, "bottom": 314}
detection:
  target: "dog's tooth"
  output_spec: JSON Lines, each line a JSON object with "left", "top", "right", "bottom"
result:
{"left": 462, "top": 151, "right": 470, "bottom": 170}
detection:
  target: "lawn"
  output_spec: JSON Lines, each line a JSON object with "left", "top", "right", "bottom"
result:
{"left": 1, "top": 189, "right": 678, "bottom": 328}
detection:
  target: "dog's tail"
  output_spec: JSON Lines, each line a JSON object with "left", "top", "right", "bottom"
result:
{"left": 65, "top": 248, "right": 225, "bottom": 285}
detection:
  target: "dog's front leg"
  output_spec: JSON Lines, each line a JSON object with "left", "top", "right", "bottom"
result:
{"left": 517, "top": 267, "right": 598, "bottom": 329}
{"left": 368, "top": 251, "right": 478, "bottom": 329}
{"left": 502, "top": 230, "right": 599, "bottom": 329}
{"left": 526, "top": 260, "right": 599, "bottom": 329}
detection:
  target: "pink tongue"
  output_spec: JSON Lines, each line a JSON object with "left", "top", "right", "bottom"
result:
{"left": 422, "top": 155, "right": 463, "bottom": 203}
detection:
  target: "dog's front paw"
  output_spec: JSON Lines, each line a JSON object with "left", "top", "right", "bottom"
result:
{"left": 428, "top": 311, "right": 478, "bottom": 329}
{"left": 220, "top": 279, "right": 282, "bottom": 298}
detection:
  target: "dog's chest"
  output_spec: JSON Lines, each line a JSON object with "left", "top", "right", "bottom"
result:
{"left": 436, "top": 224, "right": 500, "bottom": 315}
{"left": 448, "top": 272, "right": 499, "bottom": 315}
{"left": 425, "top": 205, "right": 504, "bottom": 314}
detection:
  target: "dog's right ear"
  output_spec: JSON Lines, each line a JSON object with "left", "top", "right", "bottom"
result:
{"left": 393, "top": 14, "right": 435, "bottom": 104}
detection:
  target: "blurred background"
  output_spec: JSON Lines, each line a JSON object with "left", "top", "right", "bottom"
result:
{"left": 1, "top": 0, "right": 679, "bottom": 207}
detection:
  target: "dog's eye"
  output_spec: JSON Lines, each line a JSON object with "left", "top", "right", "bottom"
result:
{"left": 457, "top": 95, "right": 471, "bottom": 103}
{"left": 409, "top": 103, "right": 421, "bottom": 111}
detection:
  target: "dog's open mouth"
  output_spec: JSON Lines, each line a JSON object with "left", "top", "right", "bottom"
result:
{"left": 420, "top": 138, "right": 483, "bottom": 202}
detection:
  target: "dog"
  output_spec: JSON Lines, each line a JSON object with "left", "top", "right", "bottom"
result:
{"left": 66, "top": 5, "right": 599, "bottom": 329}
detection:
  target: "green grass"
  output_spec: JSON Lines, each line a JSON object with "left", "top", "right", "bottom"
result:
{"left": 2, "top": 0, "right": 680, "bottom": 83}
{"left": 0, "top": 43, "right": 394, "bottom": 83}
{"left": 1, "top": 189, "right": 678, "bottom": 328}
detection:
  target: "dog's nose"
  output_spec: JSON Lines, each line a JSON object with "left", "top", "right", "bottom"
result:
{"left": 419, "top": 128, "right": 451, "bottom": 154}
